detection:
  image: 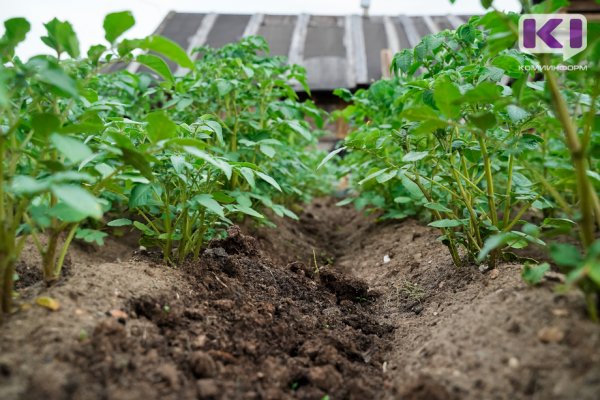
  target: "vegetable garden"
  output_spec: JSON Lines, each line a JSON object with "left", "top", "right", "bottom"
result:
{"left": 0, "top": 1, "right": 599, "bottom": 399}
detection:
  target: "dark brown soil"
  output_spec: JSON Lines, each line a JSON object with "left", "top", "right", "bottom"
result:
{"left": 1, "top": 198, "right": 599, "bottom": 400}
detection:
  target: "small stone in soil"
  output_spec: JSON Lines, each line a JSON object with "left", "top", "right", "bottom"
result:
{"left": 412, "top": 304, "right": 424, "bottom": 315}
{"left": 537, "top": 326, "right": 565, "bottom": 343}
{"left": 552, "top": 308, "right": 569, "bottom": 317}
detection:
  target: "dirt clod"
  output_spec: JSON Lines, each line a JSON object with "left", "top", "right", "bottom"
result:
{"left": 319, "top": 268, "right": 371, "bottom": 301}
{"left": 308, "top": 365, "right": 343, "bottom": 392}
{"left": 189, "top": 351, "right": 217, "bottom": 378}
{"left": 196, "top": 378, "right": 219, "bottom": 398}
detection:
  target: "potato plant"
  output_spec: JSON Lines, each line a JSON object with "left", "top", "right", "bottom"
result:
{"left": 0, "top": 12, "right": 333, "bottom": 319}
{"left": 328, "top": 0, "right": 600, "bottom": 318}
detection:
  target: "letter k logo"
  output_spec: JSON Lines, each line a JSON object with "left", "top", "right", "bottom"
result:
{"left": 519, "top": 14, "right": 587, "bottom": 60}
{"left": 523, "top": 18, "right": 562, "bottom": 49}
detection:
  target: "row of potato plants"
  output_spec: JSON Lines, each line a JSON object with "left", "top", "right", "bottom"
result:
{"left": 0, "top": 12, "right": 334, "bottom": 320}
{"left": 326, "top": 0, "right": 600, "bottom": 319}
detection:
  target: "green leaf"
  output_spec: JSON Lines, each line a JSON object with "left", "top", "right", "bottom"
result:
{"left": 259, "top": 144, "right": 276, "bottom": 158}
{"left": 428, "top": 219, "right": 463, "bottom": 228}
{"left": 358, "top": 169, "right": 388, "bottom": 185}
{"left": 287, "top": 120, "right": 312, "bottom": 141}
{"left": 133, "top": 221, "right": 156, "bottom": 236}
{"left": 107, "top": 218, "right": 133, "bottom": 227}
{"left": 48, "top": 202, "right": 88, "bottom": 222}
{"left": 470, "top": 111, "right": 497, "bottom": 131}
{"left": 233, "top": 205, "right": 264, "bottom": 219}
{"left": 129, "top": 184, "right": 156, "bottom": 208}
{"left": 461, "top": 82, "right": 501, "bottom": 104}
{"left": 87, "top": 44, "right": 107, "bottom": 64}
{"left": 550, "top": 243, "right": 582, "bottom": 268}
{"left": 424, "top": 202, "right": 452, "bottom": 213}
{"left": 141, "top": 35, "right": 194, "bottom": 69}
{"left": 9, "top": 176, "right": 50, "bottom": 195}
{"left": 589, "top": 261, "right": 600, "bottom": 286}
{"left": 51, "top": 184, "right": 102, "bottom": 219}
{"left": 202, "top": 119, "right": 223, "bottom": 143}
{"left": 76, "top": 228, "right": 108, "bottom": 246}
{"left": 506, "top": 105, "right": 529, "bottom": 124}
{"left": 401, "top": 105, "right": 441, "bottom": 122}
{"left": 531, "top": 0, "right": 569, "bottom": 13}
{"left": 336, "top": 197, "right": 354, "bottom": 206}
{"left": 183, "top": 147, "right": 233, "bottom": 180}
{"left": 192, "top": 194, "right": 225, "bottom": 218}
{"left": 541, "top": 218, "right": 576, "bottom": 234}
{"left": 145, "top": 111, "right": 177, "bottom": 143}
{"left": 477, "top": 232, "right": 512, "bottom": 262}
{"left": 41, "top": 18, "right": 79, "bottom": 58}
{"left": 215, "top": 79, "right": 233, "bottom": 96}
{"left": 239, "top": 167, "right": 255, "bottom": 188}
{"left": 392, "top": 49, "right": 413, "bottom": 75}
{"left": 402, "top": 151, "right": 429, "bottom": 162}
{"left": 136, "top": 54, "right": 174, "bottom": 83}
{"left": 0, "top": 17, "right": 31, "bottom": 61}
{"left": 522, "top": 263, "right": 550, "bottom": 286}
{"left": 433, "top": 76, "right": 461, "bottom": 119}
{"left": 317, "top": 147, "right": 345, "bottom": 170}
{"left": 32, "top": 113, "right": 60, "bottom": 138}
{"left": 333, "top": 88, "right": 353, "bottom": 101}
{"left": 256, "top": 171, "right": 282, "bottom": 192}
{"left": 50, "top": 133, "right": 93, "bottom": 163}
{"left": 103, "top": 11, "right": 135, "bottom": 43}
{"left": 121, "top": 147, "right": 154, "bottom": 180}
{"left": 376, "top": 169, "right": 398, "bottom": 183}
{"left": 400, "top": 174, "right": 424, "bottom": 199}
{"left": 29, "top": 58, "right": 79, "bottom": 98}
{"left": 211, "top": 192, "right": 235, "bottom": 204}
{"left": 394, "top": 196, "right": 412, "bottom": 204}
{"left": 491, "top": 54, "right": 523, "bottom": 78}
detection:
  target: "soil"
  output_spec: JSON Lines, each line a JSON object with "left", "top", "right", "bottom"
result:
{"left": 1, "top": 198, "right": 599, "bottom": 400}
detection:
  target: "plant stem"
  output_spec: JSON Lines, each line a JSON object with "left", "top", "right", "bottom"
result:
{"left": 543, "top": 62, "right": 595, "bottom": 247}
{"left": 503, "top": 154, "right": 514, "bottom": 228}
{"left": 586, "top": 293, "right": 598, "bottom": 323}
{"left": 53, "top": 224, "right": 78, "bottom": 281}
{"left": 408, "top": 173, "right": 462, "bottom": 267}
{"left": 42, "top": 231, "right": 60, "bottom": 283}
{"left": 477, "top": 132, "right": 498, "bottom": 227}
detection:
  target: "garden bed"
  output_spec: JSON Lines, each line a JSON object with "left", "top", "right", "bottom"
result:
{"left": 0, "top": 199, "right": 598, "bottom": 400}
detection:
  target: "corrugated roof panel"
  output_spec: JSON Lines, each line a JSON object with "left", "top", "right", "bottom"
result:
{"left": 129, "top": 12, "right": 476, "bottom": 90}
{"left": 432, "top": 15, "right": 455, "bottom": 31}
{"left": 302, "top": 15, "right": 350, "bottom": 90}
{"left": 363, "top": 17, "right": 387, "bottom": 83}
{"left": 150, "top": 13, "right": 206, "bottom": 72}
{"left": 392, "top": 17, "right": 412, "bottom": 49}
{"left": 410, "top": 16, "right": 432, "bottom": 38}
{"left": 205, "top": 14, "right": 251, "bottom": 48}
{"left": 303, "top": 57, "right": 350, "bottom": 90}
{"left": 304, "top": 16, "right": 346, "bottom": 59}
{"left": 257, "top": 15, "right": 297, "bottom": 56}
{"left": 159, "top": 13, "right": 205, "bottom": 50}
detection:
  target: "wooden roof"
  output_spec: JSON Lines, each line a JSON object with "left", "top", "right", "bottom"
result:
{"left": 128, "top": 13, "right": 473, "bottom": 90}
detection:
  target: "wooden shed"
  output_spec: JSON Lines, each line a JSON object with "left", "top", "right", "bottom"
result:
{"left": 127, "top": 13, "right": 472, "bottom": 92}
